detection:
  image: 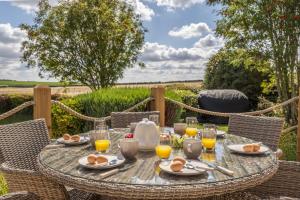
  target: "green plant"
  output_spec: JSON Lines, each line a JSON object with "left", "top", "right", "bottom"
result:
{"left": 204, "top": 49, "right": 272, "bottom": 108}
{"left": 21, "top": 0, "right": 146, "bottom": 90}
{"left": 279, "top": 131, "right": 297, "bottom": 161}
{"left": 208, "top": 0, "right": 300, "bottom": 123}
{"left": 52, "top": 88, "right": 151, "bottom": 137}
{"left": 0, "top": 174, "right": 7, "bottom": 196}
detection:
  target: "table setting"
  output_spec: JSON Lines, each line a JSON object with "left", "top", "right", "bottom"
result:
{"left": 37, "top": 116, "right": 279, "bottom": 199}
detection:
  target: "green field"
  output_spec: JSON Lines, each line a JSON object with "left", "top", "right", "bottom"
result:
{"left": 0, "top": 80, "right": 64, "bottom": 88}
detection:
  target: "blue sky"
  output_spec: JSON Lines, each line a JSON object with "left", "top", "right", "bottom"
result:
{"left": 0, "top": 0, "right": 223, "bottom": 83}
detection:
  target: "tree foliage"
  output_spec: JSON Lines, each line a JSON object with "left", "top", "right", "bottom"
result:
{"left": 21, "top": 0, "right": 145, "bottom": 90}
{"left": 204, "top": 48, "right": 273, "bottom": 108}
{"left": 208, "top": 0, "right": 300, "bottom": 123}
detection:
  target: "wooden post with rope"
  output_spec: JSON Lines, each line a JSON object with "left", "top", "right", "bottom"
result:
{"left": 151, "top": 86, "right": 165, "bottom": 127}
{"left": 34, "top": 85, "right": 52, "bottom": 137}
{"left": 297, "top": 87, "right": 300, "bottom": 161}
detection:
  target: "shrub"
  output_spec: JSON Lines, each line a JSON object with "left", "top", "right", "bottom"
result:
{"left": 52, "top": 88, "right": 151, "bottom": 137}
{"left": 51, "top": 88, "right": 194, "bottom": 137}
{"left": 279, "top": 131, "right": 297, "bottom": 161}
{"left": 204, "top": 49, "right": 273, "bottom": 108}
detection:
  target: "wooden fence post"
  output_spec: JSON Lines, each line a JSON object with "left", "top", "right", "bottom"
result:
{"left": 297, "top": 87, "right": 300, "bottom": 161}
{"left": 151, "top": 86, "right": 165, "bottom": 127}
{"left": 34, "top": 85, "right": 52, "bottom": 137}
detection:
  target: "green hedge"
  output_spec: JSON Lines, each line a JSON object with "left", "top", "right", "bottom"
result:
{"left": 51, "top": 88, "right": 195, "bottom": 138}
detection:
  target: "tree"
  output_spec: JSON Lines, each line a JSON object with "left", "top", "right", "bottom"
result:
{"left": 21, "top": 0, "right": 146, "bottom": 90}
{"left": 208, "top": 0, "right": 300, "bottom": 123}
{"left": 204, "top": 48, "right": 273, "bottom": 108}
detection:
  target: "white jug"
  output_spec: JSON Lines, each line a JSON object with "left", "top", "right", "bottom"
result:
{"left": 134, "top": 118, "right": 160, "bottom": 151}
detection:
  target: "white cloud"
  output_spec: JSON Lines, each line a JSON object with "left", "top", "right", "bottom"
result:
{"left": 9, "top": 0, "right": 154, "bottom": 21}
{"left": 121, "top": 34, "right": 224, "bottom": 82}
{"left": 0, "top": 23, "right": 42, "bottom": 81}
{"left": 155, "top": 0, "right": 205, "bottom": 10}
{"left": 125, "top": 0, "right": 155, "bottom": 21}
{"left": 194, "top": 34, "right": 224, "bottom": 49}
{"left": 169, "top": 22, "right": 211, "bottom": 39}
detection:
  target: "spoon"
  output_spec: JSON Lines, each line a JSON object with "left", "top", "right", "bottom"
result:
{"left": 185, "top": 163, "right": 214, "bottom": 172}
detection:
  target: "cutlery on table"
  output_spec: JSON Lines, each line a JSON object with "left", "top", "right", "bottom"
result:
{"left": 185, "top": 163, "right": 214, "bottom": 172}
{"left": 201, "top": 160, "right": 234, "bottom": 176}
{"left": 100, "top": 164, "right": 135, "bottom": 179}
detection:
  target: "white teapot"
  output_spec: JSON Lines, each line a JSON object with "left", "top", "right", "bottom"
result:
{"left": 134, "top": 118, "right": 160, "bottom": 151}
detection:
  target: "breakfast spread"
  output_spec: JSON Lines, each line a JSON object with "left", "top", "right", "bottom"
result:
{"left": 243, "top": 143, "right": 261, "bottom": 153}
{"left": 87, "top": 154, "right": 108, "bottom": 165}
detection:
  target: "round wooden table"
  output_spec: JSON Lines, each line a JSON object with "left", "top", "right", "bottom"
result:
{"left": 38, "top": 129, "right": 278, "bottom": 200}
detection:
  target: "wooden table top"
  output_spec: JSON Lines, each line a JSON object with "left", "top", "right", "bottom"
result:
{"left": 38, "top": 128, "right": 278, "bottom": 199}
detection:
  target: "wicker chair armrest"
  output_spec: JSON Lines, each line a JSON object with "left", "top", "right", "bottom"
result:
{"left": 0, "top": 162, "right": 69, "bottom": 200}
{"left": 0, "top": 163, "right": 38, "bottom": 176}
{"left": 0, "top": 191, "right": 40, "bottom": 200}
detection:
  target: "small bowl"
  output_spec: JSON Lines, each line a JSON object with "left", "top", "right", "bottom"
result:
{"left": 174, "top": 123, "right": 187, "bottom": 136}
{"left": 119, "top": 138, "right": 139, "bottom": 160}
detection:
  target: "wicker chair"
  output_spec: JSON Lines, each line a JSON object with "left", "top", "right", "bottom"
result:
{"left": 0, "top": 119, "right": 97, "bottom": 200}
{"left": 111, "top": 111, "right": 160, "bottom": 128}
{"left": 247, "top": 160, "right": 300, "bottom": 199}
{"left": 228, "top": 114, "right": 284, "bottom": 151}
{"left": 0, "top": 191, "right": 40, "bottom": 200}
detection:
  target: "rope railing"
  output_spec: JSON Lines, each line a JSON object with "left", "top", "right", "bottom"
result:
{"left": 51, "top": 97, "right": 154, "bottom": 122}
{"left": 0, "top": 101, "right": 35, "bottom": 120}
{"left": 165, "top": 96, "right": 299, "bottom": 117}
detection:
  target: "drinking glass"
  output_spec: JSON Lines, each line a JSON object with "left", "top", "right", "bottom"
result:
{"left": 185, "top": 117, "right": 198, "bottom": 138}
{"left": 149, "top": 114, "right": 160, "bottom": 133}
{"left": 156, "top": 136, "right": 172, "bottom": 164}
{"left": 94, "top": 121, "right": 110, "bottom": 153}
{"left": 149, "top": 114, "right": 160, "bottom": 126}
{"left": 202, "top": 124, "right": 217, "bottom": 151}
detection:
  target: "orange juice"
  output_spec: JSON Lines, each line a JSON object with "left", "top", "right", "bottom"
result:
{"left": 155, "top": 145, "right": 172, "bottom": 159}
{"left": 185, "top": 127, "right": 198, "bottom": 137}
{"left": 202, "top": 138, "right": 216, "bottom": 149}
{"left": 95, "top": 140, "right": 110, "bottom": 152}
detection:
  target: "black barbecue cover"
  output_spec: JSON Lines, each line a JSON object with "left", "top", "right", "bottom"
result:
{"left": 197, "top": 89, "right": 250, "bottom": 124}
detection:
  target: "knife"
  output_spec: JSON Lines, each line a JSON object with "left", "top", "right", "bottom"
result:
{"left": 100, "top": 164, "right": 135, "bottom": 179}
{"left": 201, "top": 160, "right": 234, "bottom": 176}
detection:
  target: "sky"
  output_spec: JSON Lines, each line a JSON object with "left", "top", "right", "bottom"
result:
{"left": 0, "top": 0, "right": 224, "bottom": 83}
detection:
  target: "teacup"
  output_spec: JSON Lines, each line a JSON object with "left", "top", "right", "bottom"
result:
{"left": 119, "top": 138, "right": 139, "bottom": 160}
{"left": 174, "top": 123, "right": 187, "bottom": 136}
{"left": 183, "top": 138, "right": 202, "bottom": 159}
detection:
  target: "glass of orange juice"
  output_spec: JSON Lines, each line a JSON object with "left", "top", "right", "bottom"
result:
{"left": 202, "top": 124, "right": 217, "bottom": 151}
{"left": 95, "top": 139, "right": 111, "bottom": 153}
{"left": 94, "top": 123, "right": 110, "bottom": 153}
{"left": 185, "top": 117, "right": 198, "bottom": 138}
{"left": 156, "top": 137, "right": 172, "bottom": 164}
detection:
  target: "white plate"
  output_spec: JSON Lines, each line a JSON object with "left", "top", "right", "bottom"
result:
{"left": 159, "top": 160, "right": 208, "bottom": 176}
{"left": 227, "top": 144, "right": 269, "bottom": 155}
{"left": 57, "top": 136, "right": 90, "bottom": 146}
{"left": 217, "top": 130, "right": 226, "bottom": 137}
{"left": 78, "top": 154, "right": 125, "bottom": 170}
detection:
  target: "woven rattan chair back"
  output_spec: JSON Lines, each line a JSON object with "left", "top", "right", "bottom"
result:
{"left": 248, "top": 160, "right": 300, "bottom": 198}
{"left": 228, "top": 114, "right": 284, "bottom": 151}
{"left": 0, "top": 119, "right": 50, "bottom": 171}
{"left": 111, "top": 111, "right": 160, "bottom": 128}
